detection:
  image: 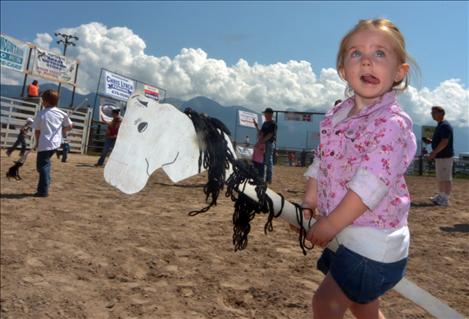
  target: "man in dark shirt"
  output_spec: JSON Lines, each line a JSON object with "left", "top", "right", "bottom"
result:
{"left": 254, "top": 107, "right": 277, "bottom": 184}
{"left": 428, "top": 106, "right": 454, "bottom": 206}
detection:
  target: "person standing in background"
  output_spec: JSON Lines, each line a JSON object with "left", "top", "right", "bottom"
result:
{"left": 428, "top": 106, "right": 454, "bottom": 206}
{"left": 33, "top": 90, "right": 73, "bottom": 197}
{"left": 28, "top": 80, "right": 39, "bottom": 97}
{"left": 254, "top": 107, "right": 277, "bottom": 184}
{"left": 95, "top": 109, "right": 122, "bottom": 167}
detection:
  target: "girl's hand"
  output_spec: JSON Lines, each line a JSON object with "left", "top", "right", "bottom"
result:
{"left": 289, "top": 206, "right": 318, "bottom": 233}
{"left": 306, "top": 216, "right": 339, "bottom": 248}
{"left": 303, "top": 207, "right": 321, "bottom": 220}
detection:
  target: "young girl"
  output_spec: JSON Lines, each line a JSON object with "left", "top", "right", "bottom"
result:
{"left": 303, "top": 19, "right": 417, "bottom": 318}
{"left": 252, "top": 131, "right": 265, "bottom": 178}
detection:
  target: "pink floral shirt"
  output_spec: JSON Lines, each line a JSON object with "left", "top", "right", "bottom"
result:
{"left": 306, "top": 91, "right": 416, "bottom": 229}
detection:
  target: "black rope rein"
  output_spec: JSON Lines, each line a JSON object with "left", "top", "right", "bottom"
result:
{"left": 184, "top": 109, "right": 313, "bottom": 255}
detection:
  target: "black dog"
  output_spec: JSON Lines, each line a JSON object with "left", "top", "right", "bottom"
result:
{"left": 6, "top": 161, "right": 24, "bottom": 180}
{"left": 6, "top": 150, "right": 30, "bottom": 181}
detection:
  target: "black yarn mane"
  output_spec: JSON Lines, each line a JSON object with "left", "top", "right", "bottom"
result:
{"left": 184, "top": 109, "right": 312, "bottom": 255}
{"left": 184, "top": 109, "right": 235, "bottom": 215}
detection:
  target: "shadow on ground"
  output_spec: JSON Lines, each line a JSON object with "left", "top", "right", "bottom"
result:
{"left": 440, "top": 224, "right": 469, "bottom": 233}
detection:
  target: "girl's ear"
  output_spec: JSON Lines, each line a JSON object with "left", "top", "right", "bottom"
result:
{"left": 395, "top": 63, "right": 409, "bottom": 82}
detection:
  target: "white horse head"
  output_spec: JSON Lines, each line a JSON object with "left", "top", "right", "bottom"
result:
{"left": 104, "top": 93, "right": 203, "bottom": 194}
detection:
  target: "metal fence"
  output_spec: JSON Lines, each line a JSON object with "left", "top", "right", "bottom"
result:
{"left": 408, "top": 155, "right": 469, "bottom": 177}
{"left": 0, "top": 96, "right": 92, "bottom": 153}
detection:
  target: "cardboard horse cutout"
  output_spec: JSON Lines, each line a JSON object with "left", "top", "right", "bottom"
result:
{"left": 104, "top": 93, "right": 463, "bottom": 319}
{"left": 104, "top": 98, "right": 203, "bottom": 193}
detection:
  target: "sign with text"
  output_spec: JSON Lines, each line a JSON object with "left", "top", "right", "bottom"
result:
{"left": 143, "top": 84, "right": 160, "bottom": 102}
{"left": 284, "top": 112, "right": 312, "bottom": 122}
{"left": 238, "top": 110, "right": 258, "bottom": 128}
{"left": 104, "top": 70, "right": 135, "bottom": 101}
{"left": 31, "top": 47, "right": 78, "bottom": 84}
{"left": 0, "top": 34, "right": 29, "bottom": 73}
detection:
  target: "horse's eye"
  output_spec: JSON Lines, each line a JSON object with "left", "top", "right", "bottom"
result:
{"left": 137, "top": 99, "right": 148, "bottom": 107}
{"left": 138, "top": 122, "right": 148, "bottom": 133}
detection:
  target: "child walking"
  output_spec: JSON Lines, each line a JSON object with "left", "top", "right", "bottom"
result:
{"left": 302, "top": 19, "right": 417, "bottom": 318}
{"left": 252, "top": 131, "right": 265, "bottom": 179}
{"left": 6, "top": 118, "right": 34, "bottom": 157}
{"left": 33, "top": 90, "right": 73, "bottom": 197}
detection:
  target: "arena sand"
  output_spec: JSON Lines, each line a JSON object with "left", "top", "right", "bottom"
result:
{"left": 1, "top": 153, "right": 468, "bottom": 318}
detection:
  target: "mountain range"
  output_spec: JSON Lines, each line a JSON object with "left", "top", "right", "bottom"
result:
{"left": 0, "top": 84, "right": 323, "bottom": 151}
{"left": 2, "top": 83, "right": 467, "bottom": 155}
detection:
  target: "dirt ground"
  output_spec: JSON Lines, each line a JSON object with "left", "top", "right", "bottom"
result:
{"left": 1, "top": 152, "right": 468, "bottom": 319}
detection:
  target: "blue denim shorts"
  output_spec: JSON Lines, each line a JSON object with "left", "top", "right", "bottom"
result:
{"left": 317, "top": 245, "right": 407, "bottom": 304}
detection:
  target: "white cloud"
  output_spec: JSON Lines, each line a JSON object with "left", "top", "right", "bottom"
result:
{"left": 0, "top": 69, "right": 23, "bottom": 85}
{"left": 2, "top": 22, "right": 468, "bottom": 130}
{"left": 33, "top": 33, "right": 54, "bottom": 50}
{"left": 399, "top": 79, "right": 469, "bottom": 128}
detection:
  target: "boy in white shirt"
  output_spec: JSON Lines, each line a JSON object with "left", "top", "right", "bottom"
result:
{"left": 32, "top": 90, "right": 73, "bottom": 197}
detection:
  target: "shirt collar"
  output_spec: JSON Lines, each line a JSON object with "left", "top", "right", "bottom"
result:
{"left": 330, "top": 91, "right": 397, "bottom": 127}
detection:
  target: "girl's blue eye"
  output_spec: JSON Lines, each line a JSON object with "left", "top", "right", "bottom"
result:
{"left": 375, "top": 50, "right": 385, "bottom": 58}
{"left": 351, "top": 50, "right": 361, "bottom": 58}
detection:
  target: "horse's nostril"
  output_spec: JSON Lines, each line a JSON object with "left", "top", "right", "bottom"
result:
{"left": 138, "top": 122, "right": 148, "bottom": 133}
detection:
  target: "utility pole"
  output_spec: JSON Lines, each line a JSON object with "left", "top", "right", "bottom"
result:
{"left": 55, "top": 32, "right": 79, "bottom": 105}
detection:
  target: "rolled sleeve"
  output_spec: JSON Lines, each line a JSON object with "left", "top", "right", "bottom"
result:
{"left": 304, "top": 157, "right": 320, "bottom": 179}
{"left": 348, "top": 168, "right": 388, "bottom": 210}
{"left": 348, "top": 116, "right": 415, "bottom": 209}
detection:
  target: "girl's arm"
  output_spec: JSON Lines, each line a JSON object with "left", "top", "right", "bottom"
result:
{"left": 302, "top": 177, "right": 318, "bottom": 211}
{"left": 306, "top": 190, "right": 367, "bottom": 247}
{"left": 326, "top": 190, "right": 367, "bottom": 230}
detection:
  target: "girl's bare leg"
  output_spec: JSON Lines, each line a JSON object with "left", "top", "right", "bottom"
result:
{"left": 350, "top": 299, "right": 386, "bottom": 319}
{"left": 313, "top": 272, "right": 351, "bottom": 319}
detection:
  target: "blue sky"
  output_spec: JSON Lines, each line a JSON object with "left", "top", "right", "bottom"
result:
{"left": 2, "top": 1, "right": 468, "bottom": 89}
{"left": 1, "top": 1, "right": 469, "bottom": 153}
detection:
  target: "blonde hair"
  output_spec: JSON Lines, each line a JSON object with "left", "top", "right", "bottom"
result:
{"left": 336, "top": 18, "right": 418, "bottom": 92}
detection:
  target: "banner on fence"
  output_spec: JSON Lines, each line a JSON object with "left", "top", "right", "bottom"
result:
{"left": 31, "top": 47, "right": 78, "bottom": 84}
{"left": 284, "top": 112, "right": 312, "bottom": 122}
{"left": 421, "top": 126, "right": 435, "bottom": 141}
{"left": 143, "top": 84, "right": 160, "bottom": 102}
{"left": 0, "top": 34, "right": 30, "bottom": 73}
{"left": 104, "top": 70, "right": 135, "bottom": 101}
{"left": 238, "top": 110, "right": 258, "bottom": 128}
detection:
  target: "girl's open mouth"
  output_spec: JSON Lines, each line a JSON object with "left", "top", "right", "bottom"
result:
{"left": 361, "top": 74, "right": 380, "bottom": 84}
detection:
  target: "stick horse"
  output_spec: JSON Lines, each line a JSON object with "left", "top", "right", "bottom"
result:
{"left": 104, "top": 93, "right": 463, "bottom": 319}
